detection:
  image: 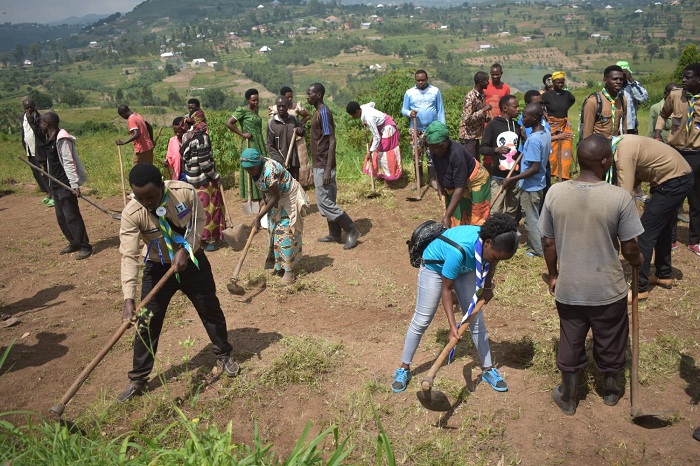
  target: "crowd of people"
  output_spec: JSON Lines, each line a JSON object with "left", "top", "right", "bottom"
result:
{"left": 18, "top": 61, "right": 700, "bottom": 439}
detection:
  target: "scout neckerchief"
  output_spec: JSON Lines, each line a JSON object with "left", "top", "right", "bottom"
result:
{"left": 687, "top": 91, "right": 700, "bottom": 134}
{"left": 602, "top": 88, "right": 617, "bottom": 131}
{"left": 156, "top": 186, "right": 199, "bottom": 282}
{"left": 448, "top": 237, "right": 490, "bottom": 363}
{"left": 605, "top": 135, "right": 623, "bottom": 184}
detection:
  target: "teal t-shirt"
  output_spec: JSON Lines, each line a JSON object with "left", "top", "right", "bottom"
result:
{"left": 422, "top": 225, "right": 479, "bottom": 279}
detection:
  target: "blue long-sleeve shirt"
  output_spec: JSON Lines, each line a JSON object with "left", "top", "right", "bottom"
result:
{"left": 401, "top": 84, "right": 445, "bottom": 131}
{"left": 621, "top": 81, "right": 648, "bottom": 131}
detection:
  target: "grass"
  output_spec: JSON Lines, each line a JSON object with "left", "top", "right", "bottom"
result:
{"left": 258, "top": 335, "right": 345, "bottom": 390}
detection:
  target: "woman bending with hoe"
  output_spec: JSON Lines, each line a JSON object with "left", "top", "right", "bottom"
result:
{"left": 241, "top": 148, "right": 309, "bottom": 284}
{"left": 391, "top": 213, "right": 518, "bottom": 393}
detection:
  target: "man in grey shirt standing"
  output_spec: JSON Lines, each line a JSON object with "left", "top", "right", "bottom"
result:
{"left": 539, "top": 134, "right": 643, "bottom": 416}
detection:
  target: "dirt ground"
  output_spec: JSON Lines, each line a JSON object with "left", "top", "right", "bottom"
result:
{"left": 1, "top": 180, "right": 699, "bottom": 464}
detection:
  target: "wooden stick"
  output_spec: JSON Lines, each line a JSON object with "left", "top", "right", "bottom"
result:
{"left": 490, "top": 151, "right": 524, "bottom": 209}
{"left": 117, "top": 144, "right": 127, "bottom": 206}
{"left": 420, "top": 300, "right": 485, "bottom": 391}
{"left": 363, "top": 127, "right": 376, "bottom": 193}
{"left": 630, "top": 266, "right": 640, "bottom": 413}
{"left": 411, "top": 116, "right": 422, "bottom": 200}
{"left": 50, "top": 266, "right": 176, "bottom": 416}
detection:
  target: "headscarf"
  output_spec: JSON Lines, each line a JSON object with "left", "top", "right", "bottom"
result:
{"left": 186, "top": 109, "right": 208, "bottom": 134}
{"left": 241, "top": 147, "right": 264, "bottom": 168}
{"left": 552, "top": 71, "right": 566, "bottom": 80}
{"left": 424, "top": 121, "right": 449, "bottom": 144}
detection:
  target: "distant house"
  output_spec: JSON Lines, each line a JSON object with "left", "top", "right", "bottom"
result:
{"left": 440, "top": 25, "right": 448, "bottom": 29}
{"left": 259, "top": 45, "right": 271, "bottom": 53}
{"left": 325, "top": 15, "right": 340, "bottom": 23}
{"left": 296, "top": 27, "right": 307, "bottom": 34}
{"left": 498, "top": 31, "right": 510, "bottom": 36}
{"left": 257, "top": 4, "right": 265, "bottom": 8}
{"left": 590, "top": 33, "right": 601, "bottom": 38}
{"left": 191, "top": 58, "right": 207, "bottom": 67}
{"left": 522, "top": 36, "right": 532, "bottom": 42}
{"left": 160, "top": 52, "right": 174, "bottom": 58}
{"left": 228, "top": 33, "right": 242, "bottom": 42}
{"left": 307, "top": 26, "right": 318, "bottom": 34}
{"left": 479, "top": 44, "right": 492, "bottom": 50}
{"left": 360, "top": 23, "right": 371, "bottom": 30}
{"left": 635, "top": 9, "right": 643, "bottom": 13}
{"left": 89, "top": 41, "right": 98, "bottom": 48}
{"left": 272, "top": 0, "right": 280, "bottom": 6}
{"left": 604, "top": 5, "right": 613, "bottom": 9}
{"left": 23, "top": 59, "right": 32, "bottom": 66}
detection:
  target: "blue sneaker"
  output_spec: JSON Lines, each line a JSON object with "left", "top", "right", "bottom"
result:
{"left": 391, "top": 368, "right": 411, "bottom": 393}
{"left": 482, "top": 367, "right": 508, "bottom": 392}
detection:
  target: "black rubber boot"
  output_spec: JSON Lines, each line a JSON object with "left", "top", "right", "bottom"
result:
{"left": 551, "top": 371, "right": 578, "bottom": 416}
{"left": 317, "top": 220, "right": 342, "bottom": 243}
{"left": 602, "top": 372, "right": 623, "bottom": 406}
{"left": 336, "top": 212, "right": 359, "bottom": 250}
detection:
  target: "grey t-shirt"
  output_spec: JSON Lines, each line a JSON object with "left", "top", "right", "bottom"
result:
{"left": 538, "top": 180, "right": 644, "bottom": 306}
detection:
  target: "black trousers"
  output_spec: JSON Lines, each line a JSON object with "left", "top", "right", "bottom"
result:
{"left": 556, "top": 297, "right": 628, "bottom": 373}
{"left": 52, "top": 186, "right": 90, "bottom": 249}
{"left": 638, "top": 173, "right": 694, "bottom": 291}
{"left": 672, "top": 150, "right": 700, "bottom": 245}
{"left": 129, "top": 250, "right": 233, "bottom": 383}
{"left": 28, "top": 156, "right": 48, "bottom": 193}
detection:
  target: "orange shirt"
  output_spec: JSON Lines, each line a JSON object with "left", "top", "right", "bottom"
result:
{"left": 128, "top": 113, "right": 154, "bottom": 153}
{"left": 484, "top": 81, "right": 511, "bottom": 118}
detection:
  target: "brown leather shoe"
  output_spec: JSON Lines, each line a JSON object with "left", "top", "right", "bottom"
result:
{"left": 649, "top": 276, "right": 672, "bottom": 289}
{"left": 627, "top": 289, "right": 649, "bottom": 304}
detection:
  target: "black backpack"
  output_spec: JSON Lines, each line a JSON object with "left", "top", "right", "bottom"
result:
{"left": 577, "top": 92, "right": 602, "bottom": 137}
{"left": 407, "top": 220, "right": 467, "bottom": 268}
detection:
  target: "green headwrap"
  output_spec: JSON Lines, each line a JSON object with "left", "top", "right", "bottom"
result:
{"left": 424, "top": 121, "right": 449, "bottom": 144}
{"left": 240, "top": 147, "right": 263, "bottom": 168}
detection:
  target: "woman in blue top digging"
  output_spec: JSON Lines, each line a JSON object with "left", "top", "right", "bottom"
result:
{"left": 392, "top": 213, "right": 519, "bottom": 393}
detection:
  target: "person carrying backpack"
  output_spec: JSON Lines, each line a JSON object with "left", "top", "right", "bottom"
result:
{"left": 580, "top": 65, "right": 627, "bottom": 140}
{"left": 391, "top": 214, "right": 519, "bottom": 394}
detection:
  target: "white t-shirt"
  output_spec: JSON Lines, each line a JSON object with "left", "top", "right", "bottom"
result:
{"left": 23, "top": 114, "right": 36, "bottom": 157}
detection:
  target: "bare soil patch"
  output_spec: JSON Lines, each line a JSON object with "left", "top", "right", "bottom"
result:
{"left": 1, "top": 182, "right": 698, "bottom": 463}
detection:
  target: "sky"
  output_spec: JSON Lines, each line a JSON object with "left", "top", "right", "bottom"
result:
{"left": 0, "top": 0, "right": 142, "bottom": 24}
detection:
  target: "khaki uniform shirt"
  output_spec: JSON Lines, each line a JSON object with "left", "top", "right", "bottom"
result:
{"left": 615, "top": 135, "right": 691, "bottom": 194}
{"left": 581, "top": 91, "right": 626, "bottom": 139}
{"left": 119, "top": 180, "right": 205, "bottom": 300}
{"left": 656, "top": 88, "right": 700, "bottom": 151}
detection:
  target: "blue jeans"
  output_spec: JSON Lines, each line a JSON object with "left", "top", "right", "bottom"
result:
{"left": 400, "top": 266, "right": 492, "bottom": 368}
{"left": 521, "top": 189, "right": 543, "bottom": 256}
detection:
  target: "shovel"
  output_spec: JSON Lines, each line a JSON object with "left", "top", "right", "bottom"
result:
{"left": 218, "top": 182, "right": 245, "bottom": 249}
{"left": 629, "top": 267, "right": 674, "bottom": 424}
{"left": 417, "top": 300, "right": 485, "bottom": 412}
{"left": 410, "top": 116, "right": 422, "bottom": 201}
{"left": 363, "top": 127, "right": 380, "bottom": 199}
{"left": 227, "top": 227, "right": 258, "bottom": 295}
{"left": 242, "top": 140, "right": 260, "bottom": 216}
{"left": 18, "top": 156, "right": 122, "bottom": 220}
{"left": 49, "top": 266, "right": 176, "bottom": 417}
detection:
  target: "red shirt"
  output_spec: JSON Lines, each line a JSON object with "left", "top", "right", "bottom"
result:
{"left": 128, "top": 113, "right": 154, "bottom": 153}
{"left": 484, "top": 81, "right": 511, "bottom": 118}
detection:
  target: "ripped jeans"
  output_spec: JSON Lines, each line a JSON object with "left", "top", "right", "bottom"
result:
{"left": 400, "top": 265, "right": 492, "bottom": 368}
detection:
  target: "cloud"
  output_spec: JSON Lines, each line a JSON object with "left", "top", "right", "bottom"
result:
{"left": 2, "top": 0, "right": 142, "bottom": 24}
